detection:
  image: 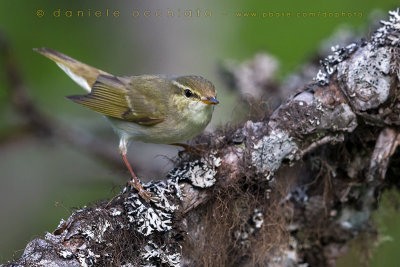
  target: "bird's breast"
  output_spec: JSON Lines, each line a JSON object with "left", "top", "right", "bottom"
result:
{"left": 107, "top": 103, "right": 213, "bottom": 144}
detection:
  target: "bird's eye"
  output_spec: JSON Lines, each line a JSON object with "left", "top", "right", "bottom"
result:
{"left": 184, "top": 89, "right": 192, "bottom": 98}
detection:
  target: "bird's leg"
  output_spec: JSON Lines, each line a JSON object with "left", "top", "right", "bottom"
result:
{"left": 119, "top": 138, "right": 156, "bottom": 203}
{"left": 120, "top": 152, "right": 157, "bottom": 202}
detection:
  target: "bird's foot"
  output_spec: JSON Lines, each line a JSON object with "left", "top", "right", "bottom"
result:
{"left": 171, "top": 143, "right": 208, "bottom": 157}
{"left": 128, "top": 179, "right": 158, "bottom": 203}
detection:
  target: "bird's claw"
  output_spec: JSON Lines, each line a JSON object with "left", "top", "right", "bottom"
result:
{"left": 138, "top": 188, "right": 159, "bottom": 203}
{"left": 128, "top": 180, "right": 159, "bottom": 203}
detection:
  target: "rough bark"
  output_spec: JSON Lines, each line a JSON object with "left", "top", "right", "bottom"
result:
{"left": 2, "top": 9, "right": 400, "bottom": 267}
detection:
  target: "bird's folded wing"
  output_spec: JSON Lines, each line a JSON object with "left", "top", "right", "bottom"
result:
{"left": 66, "top": 75, "right": 167, "bottom": 125}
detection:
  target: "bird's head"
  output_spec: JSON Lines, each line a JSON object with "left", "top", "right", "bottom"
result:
{"left": 171, "top": 75, "right": 218, "bottom": 106}
{"left": 169, "top": 75, "right": 218, "bottom": 125}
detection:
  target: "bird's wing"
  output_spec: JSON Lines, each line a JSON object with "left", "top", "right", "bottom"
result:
{"left": 66, "top": 74, "right": 167, "bottom": 125}
{"left": 34, "top": 47, "right": 110, "bottom": 92}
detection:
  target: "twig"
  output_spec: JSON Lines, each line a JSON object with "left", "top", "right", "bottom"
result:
{"left": 367, "top": 127, "right": 400, "bottom": 181}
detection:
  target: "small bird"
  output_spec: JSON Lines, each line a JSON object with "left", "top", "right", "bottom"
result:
{"left": 34, "top": 48, "right": 219, "bottom": 202}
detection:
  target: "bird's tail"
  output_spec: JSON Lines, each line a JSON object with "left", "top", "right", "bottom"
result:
{"left": 34, "top": 47, "right": 110, "bottom": 92}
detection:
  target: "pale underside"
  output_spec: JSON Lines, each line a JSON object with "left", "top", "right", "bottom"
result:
{"left": 109, "top": 100, "right": 214, "bottom": 153}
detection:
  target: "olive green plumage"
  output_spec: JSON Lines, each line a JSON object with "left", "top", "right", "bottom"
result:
{"left": 34, "top": 47, "right": 218, "bottom": 147}
{"left": 66, "top": 75, "right": 167, "bottom": 125}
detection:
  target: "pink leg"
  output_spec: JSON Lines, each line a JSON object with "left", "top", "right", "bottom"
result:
{"left": 121, "top": 152, "right": 156, "bottom": 203}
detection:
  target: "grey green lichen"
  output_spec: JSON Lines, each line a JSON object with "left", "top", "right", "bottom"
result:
{"left": 251, "top": 129, "right": 298, "bottom": 174}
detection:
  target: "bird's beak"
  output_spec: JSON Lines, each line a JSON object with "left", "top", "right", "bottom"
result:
{"left": 201, "top": 96, "right": 219, "bottom": 105}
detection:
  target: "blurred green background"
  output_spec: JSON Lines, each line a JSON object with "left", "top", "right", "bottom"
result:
{"left": 0, "top": 0, "right": 399, "bottom": 265}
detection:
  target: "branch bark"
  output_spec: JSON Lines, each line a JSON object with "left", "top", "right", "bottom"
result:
{"left": 2, "top": 9, "right": 400, "bottom": 267}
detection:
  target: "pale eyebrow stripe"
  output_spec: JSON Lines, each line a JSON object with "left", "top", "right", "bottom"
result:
{"left": 172, "top": 80, "right": 191, "bottom": 91}
{"left": 172, "top": 80, "right": 201, "bottom": 99}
